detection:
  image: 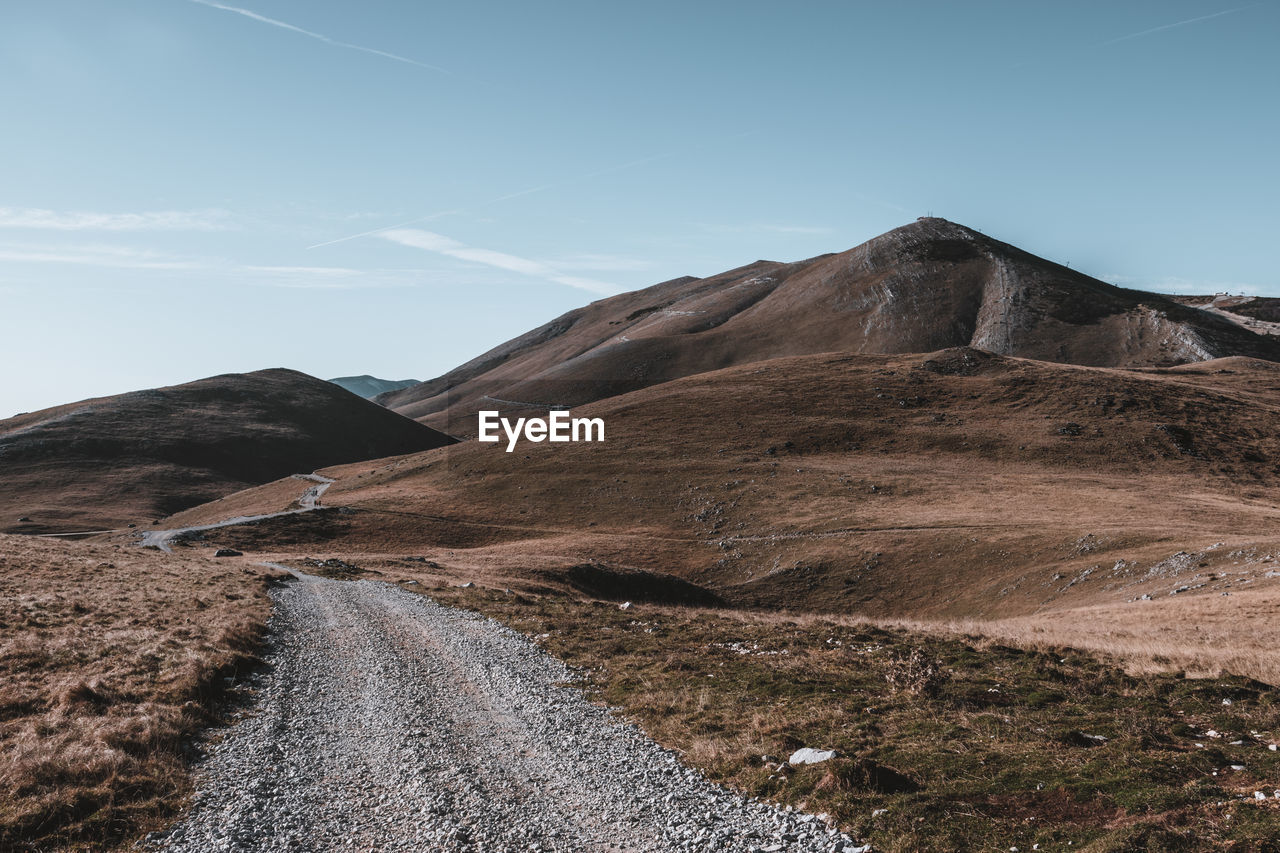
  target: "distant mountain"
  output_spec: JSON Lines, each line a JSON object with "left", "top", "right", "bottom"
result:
{"left": 0, "top": 369, "right": 455, "bottom": 533}
{"left": 377, "top": 218, "right": 1280, "bottom": 434}
{"left": 328, "top": 375, "right": 420, "bottom": 399}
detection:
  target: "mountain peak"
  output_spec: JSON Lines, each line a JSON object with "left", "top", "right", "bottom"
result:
{"left": 378, "top": 221, "right": 1280, "bottom": 433}
{"left": 867, "top": 216, "right": 986, "bottom": 246}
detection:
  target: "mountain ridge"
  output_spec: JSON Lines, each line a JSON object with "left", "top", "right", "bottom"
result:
{"left": 379, "top": 218, "right": 1280, "bottom": 435}
{"left": 329, "top": 375, "right": 420, "bottom": 399}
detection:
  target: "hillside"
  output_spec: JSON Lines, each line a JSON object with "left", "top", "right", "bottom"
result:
{"left": 328, "top": 375, "right": 420, "bottom": 399}
{"left": 378, "top": 218, "right": 1280, "bottom": 435}
{"left": 171, "top": 349, "right": 1280, "bottom": 631}
{"left": 0, "top": 534, "right": 280, "bottom": 850}
{"left": 0, "top": 369, "right": 455, "bottom": 534}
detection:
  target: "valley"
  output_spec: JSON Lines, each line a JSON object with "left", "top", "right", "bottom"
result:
{"left": 6, "top": 220, "right": 1280, "bottom": 852}
{"left": 9, "top": 0, "right": 1279, "bottom": 846}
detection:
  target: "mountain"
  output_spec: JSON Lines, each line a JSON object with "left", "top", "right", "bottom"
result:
{"left": 0, "top": 369, "right": 456, "bottom": 534}
{"left": 328, "top": 375, "right": 420, "bottom": 399}
{"left": 169, "top": 348, "right": 1280, "bottom": 619}
{"left": 378, "top": 218, "right": 1280, "bottom": 435}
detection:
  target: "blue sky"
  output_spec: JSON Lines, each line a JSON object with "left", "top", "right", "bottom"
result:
{"left": 1, "top": 0, "right": 1277, "bottom": 417}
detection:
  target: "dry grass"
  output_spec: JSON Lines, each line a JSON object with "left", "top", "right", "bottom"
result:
{"left": 257, "top": 541, "right": 1280, "bottom": 694}
{"left": 424, "top": 584, "right": 1280, "bottom": 853}
{"left": 898, "top": 584, "right": 1280, "bottom": 688}
{"left": 173, "top": 348, "right": 1280, "bottom": 625}
{"left": 0, "top": 534, "right": 280, "bottom": 851}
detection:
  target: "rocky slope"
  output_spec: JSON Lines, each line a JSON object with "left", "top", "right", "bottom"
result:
{"left": 379, "top": 218, "right": 1280, "bottom": 434}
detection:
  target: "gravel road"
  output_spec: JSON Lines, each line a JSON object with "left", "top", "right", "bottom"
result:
{"left": 138, "top": 475, "right": 334, "bottom": 553}
{"left": 151, "top": 571, "right": 867, "bottom": 853}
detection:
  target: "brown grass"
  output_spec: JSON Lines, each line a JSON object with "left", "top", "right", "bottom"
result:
{"left": 169, "top": 349, "right": 1280, "bottom": 628}
{"left": 34, "top": 344, "right": 1280, "bottom": 847}
{"left": 931, "top": 584, "right": 1280, "bottom": 687}
{"left": 423, "top": 584, "right": 1280, "bottom": 852}
{"left": 0, "top": 534, "right": 281, "bottom": 851}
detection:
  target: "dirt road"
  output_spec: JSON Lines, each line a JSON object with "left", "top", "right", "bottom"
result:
{"left": 138, "top": 474, "right": 334, "bottom": 553}
{"left": 152, "top": 570, "right": 864, "bottom": 852}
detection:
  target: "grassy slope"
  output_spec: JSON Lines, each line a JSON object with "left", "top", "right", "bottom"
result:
{"left": 169, "top": 351, "right": 1280, "bottom": 624}
{"left": 150, "top": 350, "right": 1280, "bottom": 694}
{"left": 46, "top": 348, "right": 1280, "bottom": 848}
{"left": 423, "top": 584, "right": 1280, "bottom": 853}
{"left": 0, "top": 535, "right": 280, "bottom": 851}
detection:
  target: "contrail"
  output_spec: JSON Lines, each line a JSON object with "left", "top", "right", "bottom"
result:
{"left": 1096, "top": 4, "right": 1260, "bottom": 47}
{"left": 188, "top": 0, "right": 452, "bottom": 75}
{"left": 307, "top": 132, "right": 758, "bottom": 251}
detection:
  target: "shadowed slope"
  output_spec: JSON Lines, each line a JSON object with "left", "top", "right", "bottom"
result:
{"left": 380, "top": 219, "right": 1280, "bottom": 434}
{"left": 0, "top": 369, "right": 455, "bottom": 534}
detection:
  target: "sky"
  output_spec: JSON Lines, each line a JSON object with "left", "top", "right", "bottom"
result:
{"left": 1, "top": 0, "right": 1277, "bottom": 417}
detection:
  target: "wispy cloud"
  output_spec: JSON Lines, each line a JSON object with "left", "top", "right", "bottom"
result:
{"left": 381, "top": 229, "right": 622, "bottom": 295}
{"left": 0, "top": 206, "right": 231, "bottom": 231}
{"left": 548, "top": 253, "right": 652, "bottom": 272}
{"left": 1096, "top": 4, "right": 1260, "bottom": 47}
{"left": 306, "top": 182, "right": 588, "bottom": 251}
{"left": 244, "top": 264, "right": 372, "bottom": 276}
{"left": 188, "top": 0, "right": 451, "bottom": 75}
{"left": 243, "top": 264, "right": 426, "bottom": 289}
{"left": 0, "top": 243, "right": 202, "bottom": 269}
{"left": 308, "top": 133, "right": 761, "bottom": 251}
{"left": 0, "top": 241, "right": 440, "bottom": 288}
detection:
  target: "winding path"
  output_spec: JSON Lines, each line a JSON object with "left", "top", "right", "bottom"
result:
{"left": 139, "top": 474, "right": 334, "bottom": 553}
